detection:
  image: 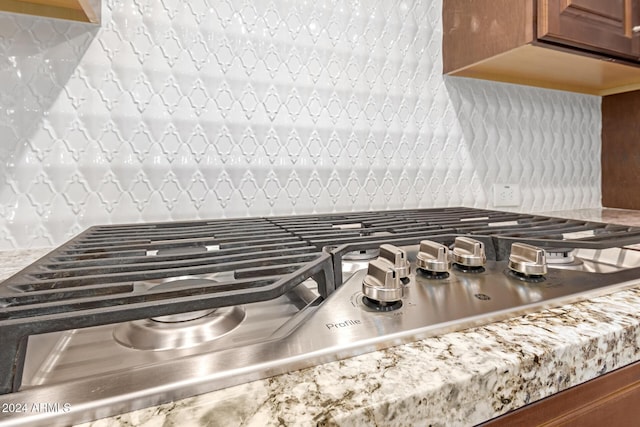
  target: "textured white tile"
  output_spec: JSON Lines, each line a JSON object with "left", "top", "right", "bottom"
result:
{"left": 0, "top": 0, "right": 601, "bottom": 249}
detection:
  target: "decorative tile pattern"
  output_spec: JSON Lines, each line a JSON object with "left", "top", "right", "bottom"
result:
{"left": 0, "top": 0, "right": 601, "bottom": 249}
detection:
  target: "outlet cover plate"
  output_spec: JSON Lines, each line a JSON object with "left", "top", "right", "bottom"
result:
{"left": 493, "top": 184, "right": 521, "bottom": 207}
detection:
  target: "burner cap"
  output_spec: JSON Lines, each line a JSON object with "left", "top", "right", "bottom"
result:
{"left": 149, "top": 279, "right": 216, "bottom": 323}
{"left": 545, "top": 248, "right": 579, "bottom": 265}
{"left": 343, "top": 248, "right": 380, "bottom": 261}
{"left": 114, "top": 277, "right": 246, "bottom": 351}
{"left": 113, "top": 305, "right": 245, "bottom": 351}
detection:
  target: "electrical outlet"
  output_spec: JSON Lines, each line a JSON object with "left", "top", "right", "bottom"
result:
{"left": 493, "top": 184, "right": 521, "bottom": 207}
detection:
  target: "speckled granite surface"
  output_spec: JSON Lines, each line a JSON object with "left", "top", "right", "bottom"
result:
{"left": 539, "top": 208, "right": 640, "bottom": 227}
{"left": 2, "top": 209, "right": 640, "bottom": 427}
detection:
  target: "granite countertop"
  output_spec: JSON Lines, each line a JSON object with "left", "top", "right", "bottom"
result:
{"left": 2, "top": 208, "right": 640, "bottom": 427}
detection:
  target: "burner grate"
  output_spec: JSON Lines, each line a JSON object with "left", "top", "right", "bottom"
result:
{"left": 2, "top": 207, "right": 640, "bottom": 395}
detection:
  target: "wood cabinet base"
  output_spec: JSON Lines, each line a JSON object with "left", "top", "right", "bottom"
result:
{"left": 481, "top": 361, "right": 640, "bottom": 426}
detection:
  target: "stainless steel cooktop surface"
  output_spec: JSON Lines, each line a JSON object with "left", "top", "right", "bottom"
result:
{"left": 2, "top": 207, "right": 640, "bottom": 427}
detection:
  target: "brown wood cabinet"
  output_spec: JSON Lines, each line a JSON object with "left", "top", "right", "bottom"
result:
{"left": 601, "top": 89, "right": 640, "bottom": 210}
{"left": 480, "top": 360, "right": 640, "bottom": 426}
{"left": 443, "top": 0, "right": 640, "bottom": 95}
{"left": 538, "top": 0, "right": 640, "bottom": 60}
{"left": 0, "top": 0, "right": 99, "bottom": 23}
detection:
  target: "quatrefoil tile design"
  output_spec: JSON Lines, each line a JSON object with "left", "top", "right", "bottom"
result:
{"left": 0, "top": 0, "right": 601, "bottom": 249}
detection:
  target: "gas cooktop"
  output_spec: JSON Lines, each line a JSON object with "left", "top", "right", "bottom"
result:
{"left": 2, "top": 207, "right": 640, "bottom": 427}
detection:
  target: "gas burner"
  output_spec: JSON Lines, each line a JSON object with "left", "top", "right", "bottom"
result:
{"left": 114, "top": 277, "right": 246, "bottom": 351}
{"left": 545, "top": 248, "right": 584, "bottom": 268}
{"left": 343, "top": 248, "right": 380, "bottom": 260}
{"left": 149, "top": 279, "right": 216, "bottom": 322}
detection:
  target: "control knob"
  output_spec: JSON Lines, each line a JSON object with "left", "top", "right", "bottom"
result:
{"left": 362, "top": 244, "right": 407, "bottom": 311}
{"left": 379, "top": 243, "right": 411, "bottom": 283}
{"left": 508, "top": 243, "right": 547, "bottom": 280}
{"left": 452, "top": 237, "right": 486, "bottom": 272}
{"left": 416, "top": 240, "right": 450, "bottom": 278}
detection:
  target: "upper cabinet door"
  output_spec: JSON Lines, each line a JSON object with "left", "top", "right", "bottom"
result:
{"left": 538, "top": 0, "right": 640, "bottom": 59}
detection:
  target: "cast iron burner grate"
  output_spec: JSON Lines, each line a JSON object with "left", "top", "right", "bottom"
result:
{"left": 2, "top": 207, "right": 640, "bottom": 395}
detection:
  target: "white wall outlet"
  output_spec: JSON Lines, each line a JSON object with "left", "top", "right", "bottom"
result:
{"left": 493, "top": 184, "right": 521, "bottom": 207}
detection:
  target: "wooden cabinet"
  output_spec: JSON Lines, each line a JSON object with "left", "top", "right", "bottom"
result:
{"left": 481, "top": 360, "right": 640, "bottom": 426}
{"left": 538, "top": 0, "right": 640, "bottom": 60}
{"left": 601, "top": 89, "right": 640, "bottom": 210}
{"left": 443, "top": 0, "right": 640, "bottom": 95}
{"left": 0, "top": 0, "right": 99, "bottom": 23}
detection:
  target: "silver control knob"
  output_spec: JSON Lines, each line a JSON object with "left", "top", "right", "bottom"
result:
{"left": 362, "top": 258, "right": 404, "bottom": 303}
{"left": 452, "top": 237, "right": 486, "bottom": 268}
{"left": 416, "top": 240, "right": 450, "bottom": 274}
{"left": 379, "top": 244, "right": 411, "bottom": 280}
{"left": 508, "top": 243, "right": 547, "bottom": 276}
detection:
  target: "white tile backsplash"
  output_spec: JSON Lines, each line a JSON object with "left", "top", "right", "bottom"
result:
{"left": 0, "top": 0, "right": 601, "bottom": 249}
